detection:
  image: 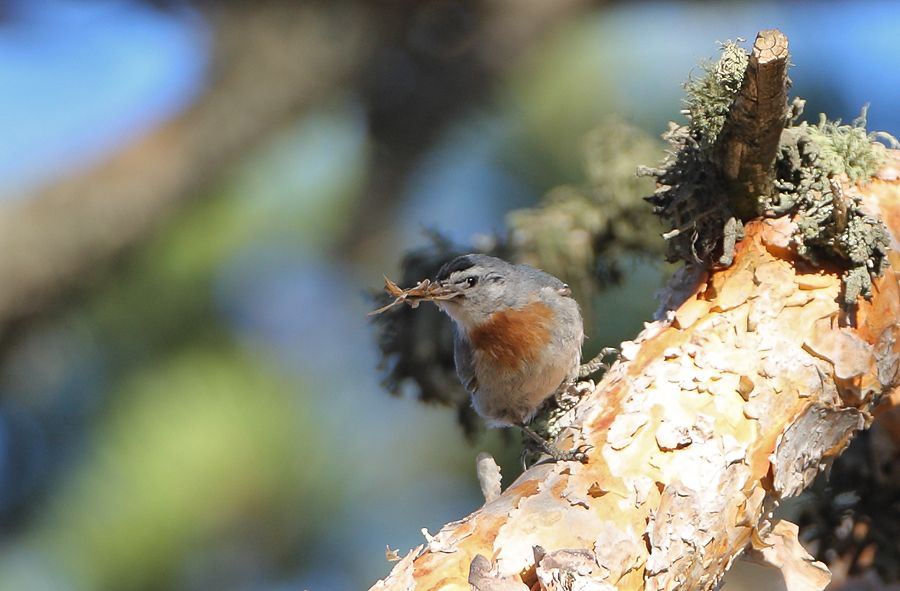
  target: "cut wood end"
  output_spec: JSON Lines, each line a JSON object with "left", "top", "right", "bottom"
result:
{"left": 753, "top": 29, "right": 789, "bottom": 62}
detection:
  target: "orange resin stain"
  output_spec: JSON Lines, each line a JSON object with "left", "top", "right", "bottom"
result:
{"left": 469, "top": 301, "right": 554, "bottom": 369}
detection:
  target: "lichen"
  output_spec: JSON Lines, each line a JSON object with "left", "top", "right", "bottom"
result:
{"left": 645, "top": 37, "right": 893, "bottom": 306}
{"left": 807, "top": 109, "right": 888, "bottom": 182}
{"left": 508, "top": 118, "right": 663, "bottom": 312}
{"left": 641, "top": 41, "right": 750, "bottom": 266}
{"left": 684, "top": 41, "right": 749, "bottom": 150}
{"left": 772, "top": 103, "right": 893, "bottom": 305}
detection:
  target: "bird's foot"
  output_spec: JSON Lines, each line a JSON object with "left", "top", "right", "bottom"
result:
{"left": 518, "top": 424, "right": 590, "bottom": 464}
{"left": 553, "top": 381, "right": 584, "bottom": 411}
{"left": 577, "top": 347, "right": 619, "bottom": 379}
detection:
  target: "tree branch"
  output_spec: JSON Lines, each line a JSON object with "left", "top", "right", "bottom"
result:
{"left": 370, "top": 152, "right": 900, "bottom": 590}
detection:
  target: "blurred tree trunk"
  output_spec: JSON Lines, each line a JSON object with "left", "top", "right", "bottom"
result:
{"left": 0, "top": 1, "right": 371, "bottom": 346}
{"left": 370, "top": 162, "right": 900, "bottom": 591}
{"left": 0, "top": 0, "right": 592, "bottom": 347}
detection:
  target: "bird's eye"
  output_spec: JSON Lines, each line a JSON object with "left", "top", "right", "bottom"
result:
{"left": 454, "top": 275, "right": 478, "bottom": 288}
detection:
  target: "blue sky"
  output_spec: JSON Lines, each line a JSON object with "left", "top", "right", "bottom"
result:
{"left": 0, "top": 0, "right": 208, "bottom": 198}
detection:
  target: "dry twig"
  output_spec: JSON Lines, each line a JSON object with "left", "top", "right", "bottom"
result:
{"left": 368, "top": 277, "right": 461, "bottom": 316}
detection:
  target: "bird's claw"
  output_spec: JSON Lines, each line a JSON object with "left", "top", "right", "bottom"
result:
{"left": 577, "top": 347, "right": 619, "bottom": 379}
{"left": 553, "top": 382, "right": 583, "bottom": 410}
{"left": 518, "top": 424, "right": 591, "bottom": 464}
{"left": 532, "top": 438, "right": 592, "bottom": 464}
{"left": 548, "top": 442, "right": 592, "bottom": 463}
{"left": 521, "top": 442, "right": 591, "bottom": 469}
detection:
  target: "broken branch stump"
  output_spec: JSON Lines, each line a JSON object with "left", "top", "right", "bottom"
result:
{"left": 718, "top": 29, "right": 791, "bottom": 219}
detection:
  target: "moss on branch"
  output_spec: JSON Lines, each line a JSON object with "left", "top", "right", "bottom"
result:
{"left": 643, "top": 31, "right": 893, "bottom": 306}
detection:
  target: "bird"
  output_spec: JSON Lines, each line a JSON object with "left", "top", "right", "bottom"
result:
{"left": 431, "top": 254, "right": 602, "bottom": 461}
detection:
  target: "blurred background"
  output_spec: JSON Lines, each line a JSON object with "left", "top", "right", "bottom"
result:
{"left": 0, "top": 1, "right": 898, "bottom": 590}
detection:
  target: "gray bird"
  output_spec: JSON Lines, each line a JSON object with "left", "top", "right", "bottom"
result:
{"left": 432, "top": 254, "right": 596, "bottom": 461}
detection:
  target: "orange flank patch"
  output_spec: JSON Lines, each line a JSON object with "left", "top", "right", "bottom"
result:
{"left": 469, "top": 301, "right": 554, "bottom": 369}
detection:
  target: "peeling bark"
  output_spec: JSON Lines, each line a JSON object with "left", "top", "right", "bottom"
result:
{"left": 369, "top": 152, "right": 900, "bottom": 591}
{"left": 744, "top": 520, "right": 832, "bottom": 591}
{"left": 476, "top": 453, "right": 503, "bottom": 503}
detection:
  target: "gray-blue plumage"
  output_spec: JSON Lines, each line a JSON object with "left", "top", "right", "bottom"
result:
{"left": 434, "top": 254, "right": 584, "bottom": 427}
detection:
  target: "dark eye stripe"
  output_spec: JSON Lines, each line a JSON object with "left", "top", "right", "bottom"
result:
{"left": 435, "top": 255, "right": 475, "bottom": 281}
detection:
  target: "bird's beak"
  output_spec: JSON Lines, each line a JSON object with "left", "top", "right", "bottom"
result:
{"left": 426, "top": 280, "right": 463, "bottom": 301}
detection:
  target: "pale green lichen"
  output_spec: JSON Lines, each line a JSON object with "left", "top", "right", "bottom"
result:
{"left": 508, "top": 119, "right": 663, "bottom": 312}
{"left": 806, "top": 109, "right": 888, "bottom": 182}
{"left": 684, "top": 40, "right": 749, "bottom": 150}
{"left": 643, "top": 41, "right": 749, "bottom": 265}
{"left": 772, "top": 103, "right": 893, "bottom": 306}
{"left": 647, "top": 39, "right": 893, "bottom": 307}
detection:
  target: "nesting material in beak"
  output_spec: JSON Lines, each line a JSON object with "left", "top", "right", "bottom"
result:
{"left": 368, "top": 276, "right": 462, "bottom": 316}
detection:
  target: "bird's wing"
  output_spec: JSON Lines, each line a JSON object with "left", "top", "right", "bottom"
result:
{"left": 517, "top": 264, "right": 569, "bottom": 292}
{"left": 453, "top": 329, "right": 478, "bottom": 394}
